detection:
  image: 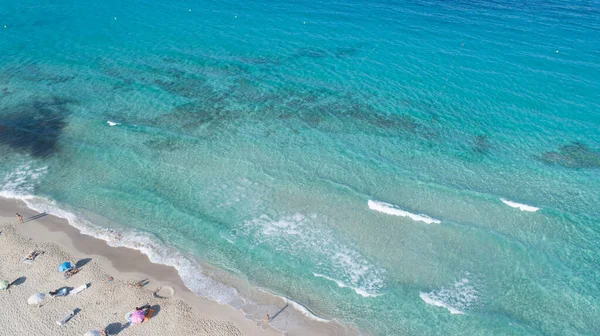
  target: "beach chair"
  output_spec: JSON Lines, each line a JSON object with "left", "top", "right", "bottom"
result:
{"left": 56, "top": 310, "right": 75, "bottom": 325}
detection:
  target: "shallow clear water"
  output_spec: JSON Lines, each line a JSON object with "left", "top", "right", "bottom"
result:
{"left": 1, "top": 0, "right": 599, "bottom": 334}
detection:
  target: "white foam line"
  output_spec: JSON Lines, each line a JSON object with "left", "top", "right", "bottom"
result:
{"left": 313, "top": 273, "right": 381, "bottom": 298}
{"left": 3, "top": 194, "right": 239, "bottom": 306}
{"left": 282, "top": 297, "right": 331, "bottom": 323}
{"left": 368, "top": 200, "right": 441, "bottom": 224}
{"left": 500, "top": 198, "right": 540, "bottom": 212}
{"left": 257, "top": 289, "right": 331, "bottom": 323}
{"left": 419, "top": 292, "right": 464, "bottom": 315}
{"left": 107, "top": 120, "right": 121, "bottom": 126}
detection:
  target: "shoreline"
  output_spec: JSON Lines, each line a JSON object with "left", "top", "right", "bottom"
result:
{"left": 1, "top": 196, "right": 347, "bottom": 335}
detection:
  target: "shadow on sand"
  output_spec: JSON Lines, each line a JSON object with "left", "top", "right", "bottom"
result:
{"left": 23, "top": 212, "right": 48, "bottom": 223}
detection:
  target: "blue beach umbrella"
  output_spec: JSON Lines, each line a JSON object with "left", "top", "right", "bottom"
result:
{"left": 58, "top": 262, "right": 73, "bottom": 272}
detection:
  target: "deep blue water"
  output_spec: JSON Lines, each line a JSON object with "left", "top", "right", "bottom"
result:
{"left": 1, "top": 0, "right": 599, "bottom": 334}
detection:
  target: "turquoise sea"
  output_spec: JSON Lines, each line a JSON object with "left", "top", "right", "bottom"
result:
{"left": 1, "top": 0, "right": 599, "bottom": 334}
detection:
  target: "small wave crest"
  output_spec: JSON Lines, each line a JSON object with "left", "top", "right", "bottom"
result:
{"left": 420, "top": 277, "right": 479, "bottom": 315}
{"left": 500, "top": 198, "right": 540, "bottom": 212}
{"left": 368, "top": 200, "right": 441, "bottom": 224}
{"left": 313, "top": 273, "right": 381, "bottom": 298}
{"left": 106, "top": 120, "right": 121, "bottom": 126}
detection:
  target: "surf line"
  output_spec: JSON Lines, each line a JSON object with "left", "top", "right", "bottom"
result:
{"left": 368, "top": 200, "right": 441, "bottom": 224}
{"left": 500, "top": 198, "right": 540, "bottom": 212}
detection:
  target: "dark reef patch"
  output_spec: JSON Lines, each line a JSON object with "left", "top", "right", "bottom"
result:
{"left": 140, "top": 69, "right": 436, "bottom": 142}
{"left": 16, "top": 64, "right": 75, "bottom": 84}
{"left": 538, "top": 142, "right": 600, "bottom": 168}
{"left": 0, "top": 96, "right": 73, "bottom": 157}
{"left": 473, "top": 135, "right": 491, "bottom": 153}
{"left": 333, "top": 46, "right": 362, "bottom": 59}
{"left": 238, "top": 56, "right": 282, "bottom": 66}
{"left": 154, "top": 76, "right": 214, "bottom": 98}
{"left": 294, "top": 48, "right": 330, "bottom": 59}
{"left": 144, "top": 136, "right": 185, "bottom": 152}
{"left": 149, "top": 101, "right": 231, "bottom": 132}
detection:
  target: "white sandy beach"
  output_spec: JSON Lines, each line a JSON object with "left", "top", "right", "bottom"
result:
{"left": 0, "top": 197, "right": 305, "bottom": 336}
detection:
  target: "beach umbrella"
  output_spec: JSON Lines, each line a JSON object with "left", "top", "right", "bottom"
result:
{"left": 27, "top": 293, "right": 46, "bottom": 305}
{"left": 0, "top": 280, "right": 9, "bottom": 290}
{"left": 129, "top": 310, "right": 145, "bottom": 324}
{"left": 84, "top": 331, "right": 102, "bottom": 336}
{"left": 58, "top": 261, "right": 73, "bottom": 272}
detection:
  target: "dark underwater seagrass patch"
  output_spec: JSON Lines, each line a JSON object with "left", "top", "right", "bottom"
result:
{"left": 538, "top": 142, "right": 600, "bottom": 168}
{"left": 0, "top": 97, "right": 74, "bottom": 158}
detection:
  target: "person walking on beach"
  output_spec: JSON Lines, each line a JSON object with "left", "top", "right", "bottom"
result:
{"left": 266, "top": 314, "right": 270, "bottom": 324}
{"left": 16, "top": 213, "right": 23, "bottom": 223}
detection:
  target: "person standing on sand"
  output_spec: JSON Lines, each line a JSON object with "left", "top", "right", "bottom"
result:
{"left": 266, "top": 314, "right": 270, "bottom": 324}
{"left": 16, "top": 213, "right": 23, "bottom": 223}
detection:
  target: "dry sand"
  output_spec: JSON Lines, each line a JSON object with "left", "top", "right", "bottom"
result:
{"left": 0, "top": 197, "right": 293, "bottom": 336}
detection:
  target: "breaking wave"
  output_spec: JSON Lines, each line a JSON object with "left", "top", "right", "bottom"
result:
{"left": 368, "top": 200, "right": 441, "bottom": 224}
{"left": 500, "top": 198, "right": 540, "bottom": 212}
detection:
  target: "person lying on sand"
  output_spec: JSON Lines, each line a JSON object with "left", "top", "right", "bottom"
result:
{"left": 64, "top": 268, "right": 81, "bottom": 279}
{"left": 128, "top": 280, "right": 147, "bottom": 288}
{"left": 48, "top": 287, "right": 69, "bottom": 297}
{"left": 24, "top": 250, "right": 43, "bottom": 261}
{"left": 135, "top": 305, "right": 151, "bottom": 312}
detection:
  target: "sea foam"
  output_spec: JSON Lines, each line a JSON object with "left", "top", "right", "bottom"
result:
{"left": 500, "top": 198, "right": 540, "bottom": 212}
{"left": 313, "top": 273, "right": 381, "bottom": 298}
{"left": 238, "top": 213, "right": 386, "bottom": 298}
{"left": 368, "top": 200, "right": 441, "bottom": 224}
{"left": 420, "top": 277, "right": 478, "bottom": 315}
{"left": 106, "top": 120, "right": 121, "bottom": 126}
{"left": 0, "top": 164, "right": 48, "bottom": 198}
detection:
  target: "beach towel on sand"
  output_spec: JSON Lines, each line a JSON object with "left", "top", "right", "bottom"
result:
{"left": 22, "top": 250, "right": 44, "bottom": 264}
{"left": 70, "top": 284, "right": 88, "bottom": 296}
